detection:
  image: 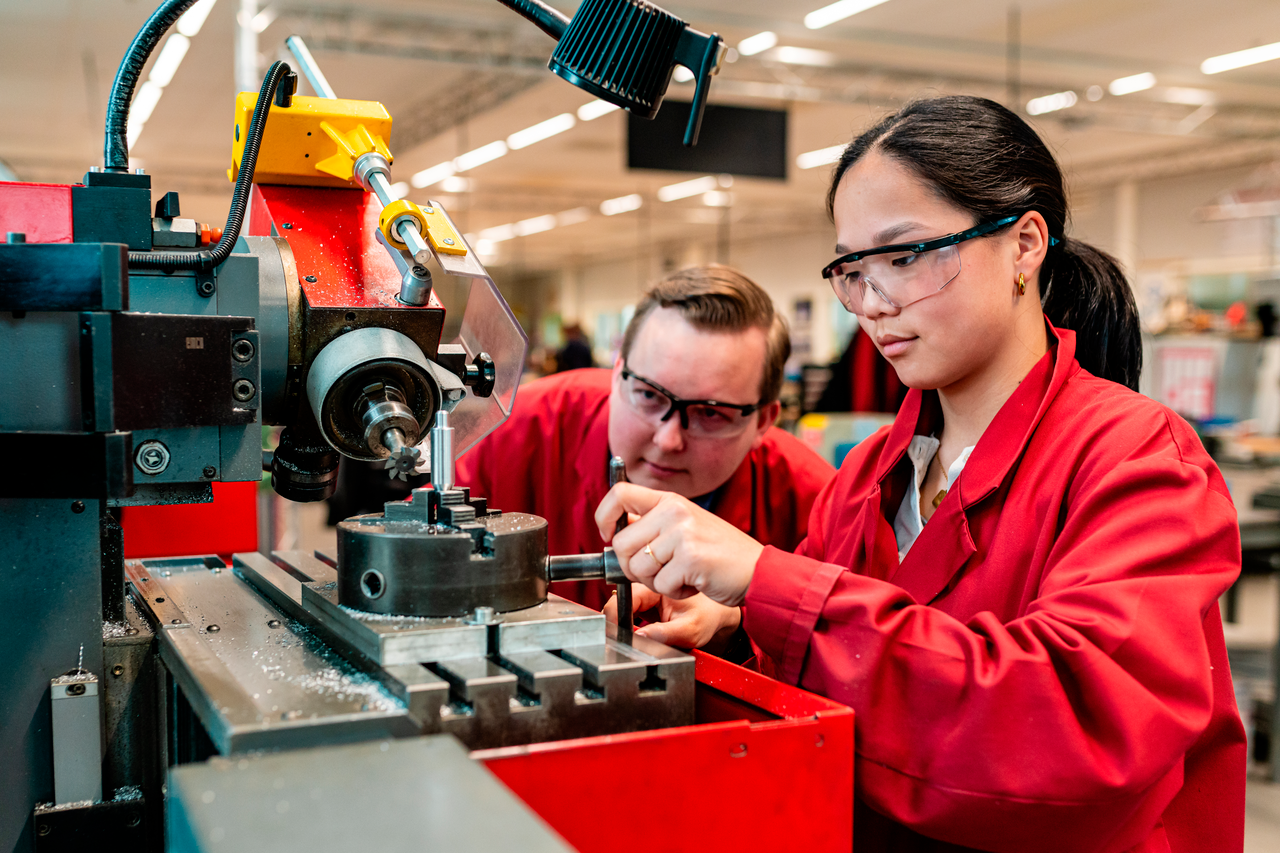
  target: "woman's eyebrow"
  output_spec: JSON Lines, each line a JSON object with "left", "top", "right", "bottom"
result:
{"left": 835, "top": 221, "right": 930, "bottom": 255}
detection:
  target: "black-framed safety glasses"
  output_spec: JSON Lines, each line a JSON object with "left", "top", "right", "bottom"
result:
{"left": 619, "top": 365, "right": 763, "bottom": 438}
{"left": 821, "top": 215, "right": 1021, "bottom": 315}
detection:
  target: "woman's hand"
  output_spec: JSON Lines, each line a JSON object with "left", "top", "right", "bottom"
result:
{"left": 594, "top": 483, "right": 762, "bottom": 607}
{"left": 603, "top": 585, "right": 742, "bottom": 651}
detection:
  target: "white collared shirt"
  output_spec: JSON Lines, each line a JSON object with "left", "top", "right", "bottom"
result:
{"left": 893, "top": 435, "right": 975, "bottom": 561}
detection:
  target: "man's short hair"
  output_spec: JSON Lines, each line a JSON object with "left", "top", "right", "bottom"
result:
{"left": 620, "top": 264, "right": 790, "bottom": 405}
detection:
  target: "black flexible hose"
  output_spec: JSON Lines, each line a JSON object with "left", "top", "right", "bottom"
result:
{"left": 104, "top": 0, "right": 198, "bottom": 173}
{"left": 129, "top": 61, "right": 291, "bottom": 273}
{"left": 492, "top": 0, "right": 570, "bottom": 41}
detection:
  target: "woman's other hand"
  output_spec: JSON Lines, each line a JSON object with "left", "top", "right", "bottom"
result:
{"left": 595, "top": 483, "right": 762, "bottom": 607}
{"left": 603, "top": 584, "right": 742, "bottom": 651}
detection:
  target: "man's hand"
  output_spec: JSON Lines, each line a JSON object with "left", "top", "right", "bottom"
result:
{"left": 595, "top": 483, "right": 762, "bottom": 607}
{"left": 603, "top": 585, "right": 741, "bottom": 651}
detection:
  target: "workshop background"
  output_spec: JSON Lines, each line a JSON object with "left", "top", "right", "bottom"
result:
{"left": 4, "top": 0, "right": 1280, "bottom": 847}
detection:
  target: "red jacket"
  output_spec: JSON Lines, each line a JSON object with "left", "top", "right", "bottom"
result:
{"left": 744, "top": 326, "right": 1245, "bottom": 853}
{"left": 457, "top": 368, "right": 836, "bottom": 611}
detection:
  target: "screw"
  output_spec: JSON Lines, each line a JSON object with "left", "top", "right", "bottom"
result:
{"left": 71, "top": 501, "right": 86, "bottom": 514}
{"left": 233, "top": 379, "right": 256, "bottom": 401}
{"left": 171, "top": 619, "right": 181, "bottom": 625}
{"left": 443, "top": 237, "right": 455, "bottom": 245}
{"left": 202, "top": 465, "right": 217, "bottom": 478}
{"left": 232, "top": 339, "right": 255, "bottom": 362}
{"left": 267, "top": 619, "right": 282, "bottom": 629}
{"left": 304, "top": 275, "right": 317, "bottom": 282}
{"left": 423, "top": 207, "right": 434, "bottom": 214}
{"left": 344, "top": 312, "right": 356, "bottom": 321}
{"left": 67, "top": 683, "right": 86, "bottom": 696}
{"left": 125, "top": 814, "right": 141, "bottom": 828}
{"left": 282, "top": 222, "right": 293, "bottom": 229}
{"left": 125, "top": 627, "right": 138, "bottom": 636}
{"left": 135, "top": 440, "right": 171, "bottom": 475}
{"left": 412, "top": 265, "right": 428, "bottom": 276}
{"left": 37, "top": 824, "right": 50, "bottom": 837}
{"left": 470, "top": 605, "right": 496, "bottom": 624}
{"left": 206, "top": 624, "right": 220, "bottom": 633}
{"left": 112, "top": 665, "right": 125, "bottom": 677}
{"left": 197, "top": 279, "right": 215, "bottom": 297}
{"left": 155, "top": 597, "right": 165, "bottom": 603}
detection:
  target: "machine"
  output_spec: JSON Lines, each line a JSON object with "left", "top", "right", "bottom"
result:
{"left": 0, "top": 2, "right": 854, "bottom": 851}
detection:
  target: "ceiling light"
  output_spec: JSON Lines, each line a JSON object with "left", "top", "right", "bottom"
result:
{"left": 600, "top": 194, "right": 643, "bottom": 216}
{"left": 130, "top": 81, "right": 164, "bottom": 128}
{"left": 478, "top": 223, "right": 517, "bottom": 243}
{"left": 388, "top": 181, "right": 409, "bottom": 200}
{"left": 454, "top": 140, "right": 508, "bottom": 172}
{"left": 1201, "top": 41, "right": 1280, "bottom": 75}
{"left": 724, "top": 48, "right": 739, "bottom": 63}
{"left": 1161, "top": 87, "right": 1216, "bottom": 106}
{"left": 411, "top": 161, "right": 455, "bottom": 189}
{"left": 804, "top": 0, "right": 892, "bottom": 30}
{"left": 673, "top": 66, "right": 694, "bottom": 83}
{"left": 556, "top": 207, "right": 591, "bottom": 227}
{"left": 515, "top": 214, "right": 557, "bottom": 236}
{"left": 148, "top": 34, "right": 190, "bottom": 88}
{"left": 770, "top": 46, "right": 837, "bottom": 67}
{"left": 507, "top": 113, "right": 576, "bottom": 150}
{"left": 439, "top": 176, "right": 472, "bottom": 193}
{"left": 475, "top": 238, "right": 498, "bottom": 257}
{"left": 1086, "top": 85, "right": 1104, "bottom": 101}
{"left": 1026, "top": 91, "right": 1077, "bottom": 116}
{"left": 702, "top": 191, "right": 733, "bottom": 207}
{"left": 176, "top": 0, "right": 217, "bottom": 37}
{"left": 657, "top": 175, "right": 718, "bottom": 202}
{"left": 796, "top": 143, "right": 844, "bottom": 170}
{"left": 578, "top": 99, "right": 621, "bottom": 121}
{"left": 249, "top": 7, "right": 277, "bottom": 34}
{"left": 1108, "top": 72, "right": 1156, "bottom": 96}
{"left": 737, "top": 31, "right": 777, "bottom": 57}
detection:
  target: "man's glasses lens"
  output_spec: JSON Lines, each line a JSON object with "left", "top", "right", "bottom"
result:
{"left": 622, "top": 374, "right": 755, "bottom": 437}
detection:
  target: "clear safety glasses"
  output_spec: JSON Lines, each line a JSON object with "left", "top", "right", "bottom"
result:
{"left": 821, "top": 215, "right": 1020, "bottom": 315}
{"left": 620, "top": 366, "right": 763, "bottom": 438}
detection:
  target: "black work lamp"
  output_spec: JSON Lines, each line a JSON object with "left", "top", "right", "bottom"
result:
{"left": 496, "top": 0, "right": 724, "bottom": 146}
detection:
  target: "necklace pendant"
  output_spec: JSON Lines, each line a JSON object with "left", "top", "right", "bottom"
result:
{"left": 932, "top": 489, "right": 947, "bottom": 509}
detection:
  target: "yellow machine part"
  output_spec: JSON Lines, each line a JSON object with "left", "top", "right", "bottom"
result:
{"left": 379, "top": 200, "right": 467, "bottom": 257}
{"left": 230, "top": 93, "right": 393, "bottom": 187}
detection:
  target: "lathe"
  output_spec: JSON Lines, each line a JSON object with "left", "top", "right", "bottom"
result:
{"left": 0, "top": 2, "right": 853, "bottom": 851}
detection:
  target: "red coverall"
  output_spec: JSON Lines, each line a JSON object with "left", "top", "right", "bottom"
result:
{"left": 745, "top": 326, "right": 1246, "bottom": 853}
{"left": 457, "top": 368, "right": 835, "bottom": 611}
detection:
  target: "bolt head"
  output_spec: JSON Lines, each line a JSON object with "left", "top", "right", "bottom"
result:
{"left": 71, "top": 500, "right": 86, "bottom": 514}
{"left": 304, "top": 274, "right": 317, "bottom": 282}
{"left": 443, "top": 237, "right": 455, "bottom": 245}
{"left": 232, "top": 339, "right": 255, "bottom": 362}
{"left": 233, "top": 379, "right": 256, "bottom": 402}
{"left": 197, "top": 280, "right": 215, "bottom": 297}
{"left": 135, "top": 440, "right": 171, "bottom": 475}
{"left": 202, "top": 465, "right": 217, "bottom": 478}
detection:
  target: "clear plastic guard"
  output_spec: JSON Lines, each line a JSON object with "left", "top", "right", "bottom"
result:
{"left": 449, "top": 271, "right": 528, "bottom": 456}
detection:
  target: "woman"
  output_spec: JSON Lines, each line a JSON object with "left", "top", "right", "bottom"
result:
{"left": 597, "top": 96, "right": 1245, "bottom": 852}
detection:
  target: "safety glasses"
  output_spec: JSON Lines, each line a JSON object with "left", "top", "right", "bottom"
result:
{"left": 619, "top": 366, "right": 762, "bottom": 438}
{"left": 821, "top": 215, "right": 1020, "bottom": 315}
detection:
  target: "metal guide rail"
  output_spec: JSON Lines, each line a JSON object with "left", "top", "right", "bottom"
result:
{"left": 124, "top": 552, "right": 695, "bottom": 754}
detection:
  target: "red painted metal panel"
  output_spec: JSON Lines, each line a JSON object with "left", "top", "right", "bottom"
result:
{"left": 478, "top": 651, "right": 854, "bottom": 852}
{"left": 248, "top": 184, "right": 442, "bottom": 311}
{"left": 0, "top": 181, "right": 75, "bottom": 243}
{"left": 120, "top": 481, "right": 259, "bottom": 558}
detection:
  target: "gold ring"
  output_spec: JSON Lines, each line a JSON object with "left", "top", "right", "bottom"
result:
{"left": 643, "top": 544, "right": 656, "bottom": 560}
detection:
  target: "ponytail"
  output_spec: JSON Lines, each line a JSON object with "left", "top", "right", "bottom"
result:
{"left": 829, "top": 95, "right": 1143, "bottom": 389}
{"left": 1041, "top": 238, "right": 1142, "bottom": 390}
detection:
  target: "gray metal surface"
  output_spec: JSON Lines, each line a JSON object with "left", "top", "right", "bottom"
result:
{"left": 232, "top": 236, "right": 297, "bottom": 423}
{"left": 167, "top": 735, "right": 573, "bottom": 853}
{"left": 50, "top": 672, "right": 103, "bottom": 804}
{"left": 126, "top": 557, "right": 412, "bottom": 754}
{"left": 0, "top": 498, "right": 105, "bottom": 853}
{"left": 0, "top": 312, "right": 82, "bottom": 429}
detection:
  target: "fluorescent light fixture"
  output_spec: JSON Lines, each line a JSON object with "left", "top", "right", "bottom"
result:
{"left": 796, "top": 143, "right": 844, "bottom": 170}
{"left": 411, "top": 161, "right": 456, "bottom": 189}
{"left": 388, "top": 181, "right": 409, "bottom": 200}
{"left": 1086, "top": 85, "right": 1104, "bottom": 101}
{"left": 1108, "top": 72, "right": 1156, "bottom": 96}
{"left": 1026, "top": 90, "right": 1077, "bottom": 116}
{"left": 657, "top": 175, "right": 718, "bottom": 202}
{"left": 1201, "top": 41, "right": 1280, "bottom": 75}
{"left": 770, "top": 46, "right": 837, "bottom": 67}
{"left": 556, "top": 207, "right": 591, "bottom": 227}
{"left": 600, "top": 194, "right": 643, "bottom": 216}
{"left": 475, "top": 238, "right": 498, "bottom": 257}
{"left": 738, "top": 31, "right": 777, "bottom": 57}
{"left": 724, "top": 48, "right": 740, "bottom": 63}
{"left": 805, "top": 0, "right": 891, "bottom": 30}
{"left": 177, "top": 0, "right": 217, "bottom": 37}
{"left": 478, "top": 223, "right": 517, "bottom": 243}
{"left": 1161, "top": 87, "right": 1216, "bottom": 106}
{"left": 515, "top": 214, "right": 557, "bottom": 237}
{"left": 703, "top": 191, "right": 733, "bottom": 207}
{"left": 454, "top": 141, "right": 508, "bottom": 172}
{"left": 673, "top": 66, "right": 694, "bottom": 83}
{"left": 249, "top": 7, "right": 277, "bottom": 34}
{"left": 507, "top": 113, "right": 576, "bottom": 150}
{"left": 578, "top": 99, "right": 621, "bottom": 121}
{"left": 148, "top": 34, "right": 190, "bottom": 88}
{"left": 439, "top": 176, "right": 472, "bottom": 193}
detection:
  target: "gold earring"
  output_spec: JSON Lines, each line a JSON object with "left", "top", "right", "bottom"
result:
{"left": 1017, "top": 272, "right": 1026, "bottom": 295}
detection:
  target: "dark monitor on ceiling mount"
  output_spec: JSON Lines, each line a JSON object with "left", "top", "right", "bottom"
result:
{"left": 627, "top": 101, "right": 787, "bottom": 180}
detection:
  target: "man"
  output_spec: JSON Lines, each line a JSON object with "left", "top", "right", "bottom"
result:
{"left": 456, "top": 265, "right": 835, "bottom": 649}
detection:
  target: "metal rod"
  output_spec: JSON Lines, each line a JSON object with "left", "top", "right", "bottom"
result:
{"left": 285, "top": 35, "right": 337, "bottom": 99}
{"left": 430, "top": 410, "right": 454, "bottom": 490}
{"left": 609, "top": 456, "right": 633, "bottom": 644}
{"left": 366, "top": 171, "right": 433, "bottom": 266}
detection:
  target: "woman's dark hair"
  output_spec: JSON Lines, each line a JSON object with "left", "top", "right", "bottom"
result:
{"left": 827, "top": 95, "right": 1141, "bottom": 390}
